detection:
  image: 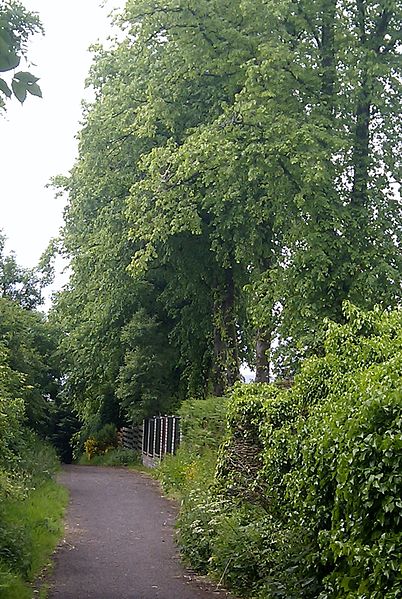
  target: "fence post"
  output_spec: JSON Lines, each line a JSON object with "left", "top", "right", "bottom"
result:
{"left": 171, "top": 417, "right": 176, "bottom": 454}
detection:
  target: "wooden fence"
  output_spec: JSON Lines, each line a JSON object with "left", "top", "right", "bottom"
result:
{"left": 118, "top": 426, "right": 143, "bottom": 452}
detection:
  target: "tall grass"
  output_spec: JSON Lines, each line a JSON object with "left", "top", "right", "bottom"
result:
{"left": 0, "top": 436, "right": 68, "bottom": 598}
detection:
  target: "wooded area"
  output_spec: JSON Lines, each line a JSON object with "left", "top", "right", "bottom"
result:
{"left": 52, "top": 0, "right": 401, "bottom": 429}
{"left": 0, "top": 0, "right": 401, "bottom": 596}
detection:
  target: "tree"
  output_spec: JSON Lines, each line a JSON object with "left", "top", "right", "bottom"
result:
{"left": 0, "top": 296, "right": 60, "bottom": 435}
{"left": 0, "top": 231, "right": 51, "bottom": 309}
{"left": 249, "top": 0, "right": 402, "bottom": 372}
{"left": 54, "top": 0, "right": 402, "bottom": 432}
{"left": 52, "top": 0, "right": 259, "bottom": 427}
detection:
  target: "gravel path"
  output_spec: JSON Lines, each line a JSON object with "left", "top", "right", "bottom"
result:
{"left": 49, "top": 465, "right": 232, "bottom": 599}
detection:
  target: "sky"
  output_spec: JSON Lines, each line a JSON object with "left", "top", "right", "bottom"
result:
{"left": 0, "top": 0, "right": 123, "bottom": 270}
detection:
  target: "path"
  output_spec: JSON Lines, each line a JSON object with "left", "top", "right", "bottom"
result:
{"left": 49, "top": 465, "right": 232, "bottom": 599}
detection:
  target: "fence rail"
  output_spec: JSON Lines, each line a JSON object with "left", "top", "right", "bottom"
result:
{"left": 118, "top": 426, "right": 143, "bottom": 452}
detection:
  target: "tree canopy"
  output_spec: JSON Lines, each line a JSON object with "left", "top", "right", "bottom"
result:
{"left": 52, "top": 0, "right": 402, "bottom": 426}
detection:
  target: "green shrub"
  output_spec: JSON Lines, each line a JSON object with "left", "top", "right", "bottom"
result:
{"left": 177, "top": 488, "right": 221, "bottom": 573}
{"left": 156, "top": 396, "right": 228, "bottom": 497}
{"left": 156, "top": 448, "right": 195, "bottom": 496}
{"left": 0, "top": 437, "right": 67, "bottom": 598}
{"left": 94, "top": 423, "right": 118, "bottom": 450}
{"left": 179, "top": 396, "right": 228, "bottom": 452}
{"left": 79, "top": 447, "right": 141, "bottom": 467}
{"left": 0, "top": 520, "right": 31, "bottom": 578}
{"left": 290, "top": 359, "right": 402, "bottom": 596}
{"left": 82, "top": 423, "right": 118, "bottom": 460}
{"left": 103, "top": 447, "right": 141, "bottom": 467}
{"left": 0, "top": 479, "right": 68, "bottom": 593}
{"left": 172, "top": 305, "right": 402, "bottom": 599}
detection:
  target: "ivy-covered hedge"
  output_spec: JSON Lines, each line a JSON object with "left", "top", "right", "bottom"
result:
{"left": 164, "top": 304, "right": 402, "bottom": 598}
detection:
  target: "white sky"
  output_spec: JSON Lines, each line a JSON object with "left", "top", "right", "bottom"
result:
{"left": 0, "top": 0, "right": 123, "bottom": 269}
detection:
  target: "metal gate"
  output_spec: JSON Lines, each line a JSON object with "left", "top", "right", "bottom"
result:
{"left": 142, "top": 416, "right": 180, "bottom": 460}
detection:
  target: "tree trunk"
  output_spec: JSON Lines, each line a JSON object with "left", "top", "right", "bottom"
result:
{"left": 211, "top": 267, "right": 240, "bottom": 395}
{"left": 321, "top": 0, "right": 336, "bottom": 111}
{"left": 223, "top": 267, "right": 240, "bottom": 387}
{"left": 212, "top": 319, "right": 225, "bottom": 396}
{"left": 351, "top": 0, "right": 370, "bottom": 209}
{"left": 255, "top": 327, "right": 271, "bottom": 383}
{"left": 350, "top": 2, "right": 392, "bottom": 209}
{"left": 351, "top": 83, "right": 370, "bottom": 208}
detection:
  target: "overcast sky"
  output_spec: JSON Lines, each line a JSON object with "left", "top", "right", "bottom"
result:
{"left": 0, "top": 0, "right": 123, "bottom": 269}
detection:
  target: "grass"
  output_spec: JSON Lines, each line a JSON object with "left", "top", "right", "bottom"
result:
{"left": 0, "top": 478, "right": 68, "bottom": 599}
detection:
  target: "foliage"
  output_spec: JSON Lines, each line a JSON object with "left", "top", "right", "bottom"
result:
{"left": 83, "top": 423, "right": 118, "bottom": 460}
{"left": 179, "top": 396, "right": 228, "bottom": 452}
{"left": 0, "top": 296, "right": 60, "bottom": 435}
{"left": 0, "top": 242, "right": 65, "bottom": 596}
{"left": 0, "top": 232, "right": 49, "bottom": 309}
{"left": 0, "top": 479, "right": 68, "bottom": 598}
{"left": 48, "top": 398, "right": 81, "bottom": 463}
{"left": 286, "top": 305, "right": 402, "bottom": 598}
{"left": 156, "top": 396, "right": 227, "bottom": 496}
{"left": 0, "top": 436, "right": 67, "bottom": 598}
{"left": 0, "top": 0, "right": 43, "bottom": 110}
{"left": 78, "top": 447, "right": 141, "bottom": 468}
{"left": 51, "top": 0, "right": 402, "bottom": 434}
{"left": 163, "top": 306, "right": 402, "bottom": 599}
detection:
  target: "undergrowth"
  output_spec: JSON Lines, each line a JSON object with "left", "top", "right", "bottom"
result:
{"left": 78, "top": 447, "right": 142, "bottom": 468}
{"left": 0, "top": 436, "right": 67, "bottom": 598}
{"left": 156, "top": 396, "right": 227, "bottom": 498}
{"left": 155, "top": 305, "right": 402, "bottom": 599}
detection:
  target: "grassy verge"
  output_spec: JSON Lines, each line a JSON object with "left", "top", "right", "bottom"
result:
{"left": 0, "top": 477, "right": 68, "bottom": 598}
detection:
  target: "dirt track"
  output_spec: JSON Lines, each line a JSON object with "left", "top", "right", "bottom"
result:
{"left": 49, "top": 465, "right": 232, "bottom": 599}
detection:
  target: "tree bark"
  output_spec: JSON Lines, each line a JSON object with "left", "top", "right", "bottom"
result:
{"left": 255, "top": 327, "right": 271, "bottom": 383}
{"left": 321, "top": 0, "right": 336, "bottom": 111}
{"left": 211, "top": 267, "right": 240, "bottom": 395}
{"left": 351, "top": 3, "right": 391, "bottom": 209}
{"left": 351, "top": 0, "right": 370, "bottom": 209}
{"left": 212, "top": 319, "right": 225, "bottom": 397}
{"left": 223, "top": 267, "right": 240, "bottom": 387}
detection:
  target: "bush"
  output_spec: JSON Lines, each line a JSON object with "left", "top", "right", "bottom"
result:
{"left": 156, "top": 396, "right": 228, "bottom": 497}
{"left": 169, "top": 305, "right": 402, "bottom": 599}
{"left": 79, "top": 447, "right": 141, "bottom": 467}
{"left": 103, "top": 448, "right": 141, "bottom": 467}
{"left": 0, "top": 437, "right": 67, "bottom": 597}
{"left": 289, "top": 317, "right": 402, "bottom": 597}
{"left": 179, "top": 396, "right": 228, "bottom": 452}
{"left": 177, "top": 488, "right": 226, "bottom": 573}
{"left": 83, "top": 423, "right": 118, "bottom": 460}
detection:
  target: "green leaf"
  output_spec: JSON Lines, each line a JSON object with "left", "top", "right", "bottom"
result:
{"left": 13, "top": 71, "right": 40, "bottom": 85}
{"left": 26, "top": 81, "right": 42, "bottom": 98}
{"left": 0, "top": 51, "right": 20, "bottom": 73}
{"left": 0, "top": 77, "right": 11, "bottom": 98}
{"left": 0, "top": 28, "right": 13, "bottom": 54}
{"left": 13, "top": 72, "right": 42, "bottom": 98}
{"left": 11, "top": 79, "right": 27, "bottom": 103}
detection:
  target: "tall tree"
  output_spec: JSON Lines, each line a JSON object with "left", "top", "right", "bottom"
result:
{"left": 54, "top": 0, "right": 402, "bottom": 430}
